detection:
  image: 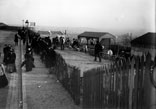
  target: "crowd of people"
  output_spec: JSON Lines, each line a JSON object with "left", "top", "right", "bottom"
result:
{"left": 17, "top": 28, "right": 57, "bottom": 70}
{"left": 0, "top": 27, "right": 113, "bottom": 76}
{"left": 0, "top": 44, "right": 16, "bottom": 88}
{"left": 3, "top": 44, "right": 16, "bottom": 73}
{"left": 17, "top": 27, "right": 107, "bottom": 67}
{"left": 1, "top": 27, "right": 115, "bottom": 75}
{"left": 0, "top": 28, "right": 130, "bottom": 89}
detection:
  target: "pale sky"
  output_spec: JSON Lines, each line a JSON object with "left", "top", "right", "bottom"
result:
{"left": 0, "top": 0, "right": 155, "bottom": 34}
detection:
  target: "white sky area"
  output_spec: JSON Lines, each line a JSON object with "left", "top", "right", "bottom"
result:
{"left": 0, "top": 0, "right": 155, "bottom": 34}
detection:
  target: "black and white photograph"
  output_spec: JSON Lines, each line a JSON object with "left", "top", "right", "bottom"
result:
{"left": 0, "top": 0, "right": 155, "bottom": 109}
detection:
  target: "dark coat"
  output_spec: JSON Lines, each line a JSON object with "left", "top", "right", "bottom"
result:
{"left": 95, "top": 43, "right": 103, "bottom": 54}
{"left": 14, "top": 34, "right": 18, "bottom": 42}
{"left": 21, "top": 53, "right": 34, "bottom": 71}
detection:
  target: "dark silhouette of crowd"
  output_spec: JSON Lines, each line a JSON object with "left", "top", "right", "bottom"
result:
{"left": 3, "top": 44, "right": 16, "bottom": 73}
{"left": 17, "top": 28, "right": 57, "bottom": 71}
{"left": 16, "top": 27, "right": 133, "bottom": 71}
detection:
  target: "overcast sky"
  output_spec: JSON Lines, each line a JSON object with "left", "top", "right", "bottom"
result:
{"left": 0, "top": 0, "right": 155, "bottom": 34}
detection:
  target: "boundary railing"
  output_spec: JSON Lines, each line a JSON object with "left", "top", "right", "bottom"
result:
{"left": 83, "top": 53, "right": 156, "bottom": 109}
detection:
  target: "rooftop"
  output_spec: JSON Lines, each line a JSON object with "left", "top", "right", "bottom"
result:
{"left": 78, "top": 31, "right": 116, "bottom": 39}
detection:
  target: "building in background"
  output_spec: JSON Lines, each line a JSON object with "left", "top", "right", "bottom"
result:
{"left": 78, "top": 31, "right": 116, "bottom": 49}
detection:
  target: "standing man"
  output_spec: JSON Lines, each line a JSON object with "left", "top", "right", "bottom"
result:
{"left": 14, "top": 34, "right": 18, "bottom": 46}
{"left": 60, "top": 36, "right": 65, "bottom": 50}
{"left": 94, "top": 40, "right": 103, "bottom": 62}
{"left": 7, "top": 48, "right": 16, "bottom": 73}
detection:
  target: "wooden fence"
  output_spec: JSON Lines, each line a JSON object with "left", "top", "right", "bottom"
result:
{"left": 47, "top": 50, "right": 155, "bottom": 109}
{"left": 83, "top": 53, "right": 156, "bottom": 109}
{"left": 52, "top": 53, "right": 81, "bottom": 105}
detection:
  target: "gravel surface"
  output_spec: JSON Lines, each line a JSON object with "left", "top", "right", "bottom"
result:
{"left": 22, "top": 55, "right": 81, "bottom": 109}
{"left": 56, "top": 49, "right": 111, "bottom": 77}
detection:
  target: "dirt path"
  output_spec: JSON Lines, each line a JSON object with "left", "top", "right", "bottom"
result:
{"left": 22, "top": 54, "right": 81, "bottom": 109}
{"left": 0, "top": 30, "right": 18, "bottom": 109}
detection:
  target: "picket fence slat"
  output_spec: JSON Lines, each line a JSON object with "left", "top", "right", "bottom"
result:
{"left": 47, "top": 51, "right": 155, "bottom": 109}
{"left": 83, "top": 54, "right": 156, "bottom": 109}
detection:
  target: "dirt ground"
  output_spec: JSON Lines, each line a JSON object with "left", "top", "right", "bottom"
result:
{"left": 22, "top": 52, "right": 82, "bottom": 109}
{"left": 56, "top": 49, "right": 111, "bottom": 77}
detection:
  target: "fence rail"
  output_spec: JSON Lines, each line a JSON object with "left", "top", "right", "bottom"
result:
{"left": 83, "top": 53, "right": 156, "bottom": 109}
{"left": 43, "top": 50, "right": 155, "bottom": 109}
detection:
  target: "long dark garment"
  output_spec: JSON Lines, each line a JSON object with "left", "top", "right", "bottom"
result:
{"left": 21, "top": 53, "right": 34, "bottom": 72}
{"left": 6, "top": 63, "right": 15, "bottom": 73}
{"left": 6, "top": 52, "right": 16, "bottom": 73}
{"left": 21, "top": 59, "right": 33, "bottom": 72}
{"left": 0, "top": 64, "right": 8, "bottom": 88}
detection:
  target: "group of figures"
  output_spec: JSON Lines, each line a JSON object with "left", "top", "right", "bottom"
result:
{"left": 16, "top": 28, "right": 35, "bottom": 72}
{"left": 16, "top": 27, "right": 114, "bottom": 71}
{"left": 21, "top": 45, "right": 35, "bottom": 72}
{"left": 17, "top": 28, "right": 56, "bottom": 71}
{"left": 3, "top": 44, "right": 16, "bottom": 73}
{"left": 31, "top": 34, "right": 56, "bottom": 69}
{"left": 52, "top": 36, "right": 66, "bottom": 50}
{"left": 0, "top": 44, "right": 16, "bottom": 88}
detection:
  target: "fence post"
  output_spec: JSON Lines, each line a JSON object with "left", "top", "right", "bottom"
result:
{"left": 144, "top": 53, "right": 156, "bottom": 109}
{"left": 129, "top": 57, "right": 135, "bottom": 109}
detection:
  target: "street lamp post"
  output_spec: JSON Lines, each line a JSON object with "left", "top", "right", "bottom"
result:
{"left": 25, "top": 20, "right": 29, "bottom": 49}
{"left": 22, "top": 20, "right": 24, "bottom": 28}
{"left": 18, "top": 21, "right": 24, "bottom": 109}
{"left": 18, "top": 19, "right": 28, "bottom": 109}
{"left": 19, "top": 32, "right": 23, "bottom": 109}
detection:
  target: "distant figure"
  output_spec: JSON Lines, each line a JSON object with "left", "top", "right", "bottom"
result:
{"left": 6, "top": 49, "right": 16, "bottom": 73}
{"left": 85, "top": 45, "right": 88, "bottom": 53}
{"left": 21, "top": 52, "right": 34, "bottom": 72}
{"left": 26, "top": 44, "right": 33, "bottom": 56}
{"left": 49, "top": 47, "right": 56, "bottom": 67}
{"left": 14, "top": 34, "right": 18, "bottom": 46}
{"left": 72, "top": 39, "right": 79, "bottom": 50}
{"left": 55, "top": 36, "right": 59, "bottom": 48}
{"left": 107, "top": 49, "right": 113, "bottom": 56}
{"left": 48, "top": 47, "right": 56, "bottom": 74}
{"left": 45, "top": 36, "right": 52, "bottom": 47}
{"left": 18, "top": 28, "right": 26, "bottom": 45}
{"left": 3, "top": 44, "right": 9, "bottom": 65}
{"left": 94, "top": 40, "right": 103, "bottom": 62}
{"left": 60, "top": 37, "right": 65, "bottom": 50}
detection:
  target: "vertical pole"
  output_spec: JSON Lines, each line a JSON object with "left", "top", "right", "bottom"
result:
{"left": 18, "top": 36, "right": 23, "bottom": 109}
{"left": 22, "top": 20, "right": 24, "bottom": 28}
